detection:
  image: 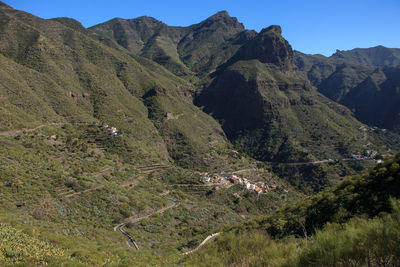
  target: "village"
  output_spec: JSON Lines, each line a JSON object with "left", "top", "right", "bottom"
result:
{"left": 200, "top": 172, "right": 277, "bottom": 194}
{"left": 351, "top": 149, "right": 388, "bottom": 164}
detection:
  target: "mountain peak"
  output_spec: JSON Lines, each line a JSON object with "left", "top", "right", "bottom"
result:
{"left": 50, "top": 17, "right": 88, "bottom": 33}
{"left": 133, "top": 16, "right": 164, "bottom": 24}
{"left": 203, "top": 10, "right": 244, "bottom": 30}
{"left": 209, "top": 10, "right": 231, "bottom": 19}
{"left": 261, "top": 25, "right": 282, "bottom": 35}
{"left": 226, "top": 24, "right": 294, "bottom": 70}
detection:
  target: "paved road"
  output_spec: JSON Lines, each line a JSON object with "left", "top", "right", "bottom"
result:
{"left": 114, "top": 199, "right": 179, "bottom": 249}
{"left": 182, "top": 232, "right": 221, "bottom": 255}
{"left": 261, "top": 158, "right": 376, "bottom": 167}
{"left": 114, "top": 223, "right": 140, "bottom": 249}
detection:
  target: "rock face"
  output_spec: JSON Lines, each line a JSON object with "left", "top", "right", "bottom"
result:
{"left": 227, "top": 25, "right": 295, "bottom": 71}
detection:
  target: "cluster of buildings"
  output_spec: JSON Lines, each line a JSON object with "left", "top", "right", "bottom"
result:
{"left": 200, "top": 173, "right": 277, "bottom": 194}
{"left": 352, "top": 149, "right": 382, "bottom": 160}
{"left": 104, "top": 125, "right": 119, "bottom": 136}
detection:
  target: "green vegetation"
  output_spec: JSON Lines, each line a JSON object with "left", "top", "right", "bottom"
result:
{"left": 185, "top": 154, "right": 400, "bottom": 266}
{"left": 1, "top": 2, "right": 400, "bottom": 266}
{"left": 0, "top": 123, "right": 287, "bottom": 266}
{"left": 232, "top": 153, "right": 400, "bottom": 238}
{"left": 91, "top": 11, "right": 251, "bottom": 76}
{"left": 186, "top": 199, "right": 400, "bottom": 266}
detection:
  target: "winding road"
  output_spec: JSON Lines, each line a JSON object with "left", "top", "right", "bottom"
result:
{"left": 114, "top": 199, "right": 179, "bottom": 249}
{"left": 114, "top": 223, "right": 140, "bottom": 249}
{"left": 182, "top": 232, "right": 221, "bottom": 255}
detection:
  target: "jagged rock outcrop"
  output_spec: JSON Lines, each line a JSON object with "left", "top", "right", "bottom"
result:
{"left": 226, "top": 25, "right": 295, "bottom": 71}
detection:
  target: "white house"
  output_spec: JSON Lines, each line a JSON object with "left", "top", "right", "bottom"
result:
{"left": 244, "top": 182, "right": 251, "bottom": 189}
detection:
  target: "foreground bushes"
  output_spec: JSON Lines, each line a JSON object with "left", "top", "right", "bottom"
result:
{"left": 293, "top": 199, "right": 400, "bottom": 266}
{"left": 185, "top": 199, "right": 400, "bottom": 266}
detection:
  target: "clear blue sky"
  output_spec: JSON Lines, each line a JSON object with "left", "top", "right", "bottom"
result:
{"left": 4, "top": 0, "right": 400, "bottom": 56}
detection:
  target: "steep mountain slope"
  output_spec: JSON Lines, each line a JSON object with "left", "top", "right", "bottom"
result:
{"left": 341, "top": 66, "right": 400, "bottom": 133}
{"left": 0, "top": 2, "right": 234, "bottom": 167}
{"left": 196, "top": 26, "right": 388, "bottom": 164}
{"left": 295, "top": 48, "right": 400, "bottom": 133}
{"left": 294, "top": 51, "right": 372, "bottom": 92}
{"left": 90, "top": 16, "right": 192, "bottom": 76}
{"left": 175, "top": 11, "right": 254, "bottom": 74}
{"left": 316, "top": 63, "right": 373, "bottom": 102}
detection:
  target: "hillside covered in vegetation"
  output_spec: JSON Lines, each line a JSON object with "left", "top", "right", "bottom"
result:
{"left": 0, "top": 1, "right": 399, "bottom": 266}
{"left": 186, "top": 153, "right": 400, "bottom": 266}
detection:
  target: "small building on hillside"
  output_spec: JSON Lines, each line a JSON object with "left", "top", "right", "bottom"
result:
{"left": 244, "top": 182, "right": 251, "bottom": 189}
{"left": 231, "top": 176, "right": 242, "bottom": 184}
{"left": 106, "top": 126, "right": 119, "bottom": 135}
{"left": 202, "top": 176, "right": 211, "bottom": 183}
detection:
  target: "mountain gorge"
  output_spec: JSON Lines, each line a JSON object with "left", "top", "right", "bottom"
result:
{"left": 295, "top": 46, "right": 400, "bottom": 133}
{"left": 0, "top": 1, "right": 400, "bottom": 265}
{"left": 196, "top": 24, "right": 372, "bottom": 164}
{"left": 92, "top": 10, "right": 398, "bottom": 163}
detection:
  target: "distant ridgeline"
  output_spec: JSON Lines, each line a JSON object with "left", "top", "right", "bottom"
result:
{"left": 295, "top": 46, "right": 400, "bottom": 134}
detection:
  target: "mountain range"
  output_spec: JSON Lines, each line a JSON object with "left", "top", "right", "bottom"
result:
{"left": 1, "top": 3, "right": 397, "bottom": 166}
{"left": 0, "top": 1, "right": 399, "bottom": 265}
